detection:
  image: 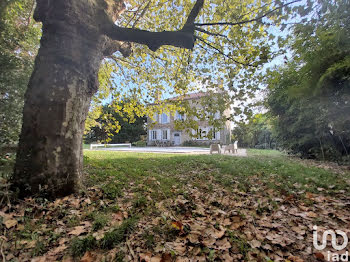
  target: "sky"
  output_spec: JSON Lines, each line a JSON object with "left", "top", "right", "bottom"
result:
{"left": 103, "top": 0, "right": 307, "bottom": 125}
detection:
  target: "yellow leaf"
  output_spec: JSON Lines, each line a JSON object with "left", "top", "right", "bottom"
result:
{"left": 171, "top": 221, "right": 183, "bottom": 231}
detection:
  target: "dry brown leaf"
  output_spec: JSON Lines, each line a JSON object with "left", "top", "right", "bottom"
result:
{"left": 291, "top": 226, "right": 306, "bottom": 235}
{"left": 215, "top": 238, "right": 232, "bottom": 250}
{"left": 202, "top": 236, "right": 216, "bottom": 247}
{"left": 112, "top": 212, "right": 124, "bottom": 221}
{"left": 187, "top": 232, "right": 200, "bottom": 244}
{"left": 160, "top": 253, "right": 172, "bottom": 262}
{"left": 68, "top": 226, "right": 86, "bottom": 236}
{"left": 150, "top": 256, "right": 162, "bottom": 262}
{"left": 288, "top": 255, "right": 304, "bottom": 262}
{"left": 70, "top": 198, "right": 81, "bottom": 209}
{"left": 31, "top": 256, "right": 47, "bottom": 262}
{"left": 173, "top": 242, "right": 187, "bottom": 254}
{"left": 305, "top": 192, "right": 314, "bottom": 199}
{"left": 213, "top": 226, "right": 226, "bottom": 239}
{"left": 250, "top": 239, "right": 261, "bottom": 248}
{"left": 19, "top": 239, "right": 36, "bottom": 249}
{"left": 140, "top": 252, "right": 152, "bottom": 262}
{"left": 175, "top": 257, "right": 189, "bottom": 262}
{"left": 314, "top": 252, "right": 325, "bottom": 260}
{"left": 307, "top": 211, "right": 318, "bottom": 218}
{"left": 80, "top": 251, "right": 95, "bottom": 262}
{"left": 80, "top": 221, "right": 92, "bottom": 227}
{"left": 4, "top": 219, "right": 17, "bottom": 229}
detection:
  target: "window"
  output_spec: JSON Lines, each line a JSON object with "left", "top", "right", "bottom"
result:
{"left": 161, "top": 113, "right": 169, "bottom": 123}
{"left": 162, "top": 130, "right": 168, "bottom": 140}
{"left": 151, "top": 130, "right": 157, "bottom": 140}
{"left": 175, "top": 111, "right": 184, "bottom": 121}
{"left": 153, "top": 113, "right": 159, "bottom": 123}
{"left": 209, "top": 127, "right": 220, "bottom": 140}
{"left": 192, "top": 127, "right": 208, "bottom": 140}
{"left": 208, "top": 127, "right": 216, "bottom": 139}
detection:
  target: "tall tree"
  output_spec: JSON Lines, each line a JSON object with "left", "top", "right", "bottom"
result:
{"left": 232, "top": 114, "right": 276, "bottom": 149}
{"left": 0, "top": 0, "right": 40, "bottom": 145}
{"left": 266, "top": 0, "right": 350, "bottom": 160}
{"left": 85, "top": 102, "right": 146, "bottom": 144}
{"left": 12, "top": 0, "right": 301, "bottom": 198}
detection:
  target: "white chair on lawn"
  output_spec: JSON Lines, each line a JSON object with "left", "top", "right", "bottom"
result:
{"left": 210, "top": 144, "right": 221, "bottom": 154}
{"left": 233, "top": 141, "right": 238, "bottom": 153}
{"left": 224, "top": 144, "right": 234, "bottom": 154}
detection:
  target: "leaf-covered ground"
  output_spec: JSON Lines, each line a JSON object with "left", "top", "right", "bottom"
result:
{"left": 1, "top": 150, "right": 350, "bottom": 261}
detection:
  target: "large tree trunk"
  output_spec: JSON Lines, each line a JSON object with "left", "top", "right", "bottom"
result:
{"left": 12, "top": 0, "right": 116, "bottom": 198}
{"left": 12, "top": 0, "right": 200, "bottom": 198}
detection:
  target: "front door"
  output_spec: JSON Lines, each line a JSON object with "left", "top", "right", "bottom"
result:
{"left": 174, "top": 132, "right": 181, "bottom": 145}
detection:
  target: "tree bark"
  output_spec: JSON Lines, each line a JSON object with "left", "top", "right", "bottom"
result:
{"left": 12, "top": 0, "right": 203, "bottom": 198}
{"left": 12, "top": 0, "right": 116, "bottom": 198}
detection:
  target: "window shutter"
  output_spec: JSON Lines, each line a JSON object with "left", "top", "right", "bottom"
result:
{"left": 216, "top": 130, "right": 220, "bottom": 140}
{"left": 167, "top": 129, "right": 170, "bottom": 140}
{"left": 149, "top": 130, "right": 152, "bottom": 141}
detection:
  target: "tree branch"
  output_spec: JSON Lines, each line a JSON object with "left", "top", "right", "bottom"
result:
{"left": 196, "top": 36, "right": 256, "bottom": 67}
{"left": 102, "top": 0, "right": 204, "bottom": 52}
{"left": 183, "top": 0, "right": 204, "bottom": 32}
{"left": 132, "top": 0, "right": 151, "bottom": 28}
{"left": 194, "top": 0, "right": 301, "bottom": 27}
{"left": 194, "top": 27, "right": 227, "bottom": 38}
{"left": 103, "top": 38, "right": 132, "bottom": 58}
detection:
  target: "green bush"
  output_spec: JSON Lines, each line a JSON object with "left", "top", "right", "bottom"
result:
{"left": 182, "top": 140, "right": 210, "bottom": 147}
{"left": 132, "top": 140, "right": 147, "bottom": 147}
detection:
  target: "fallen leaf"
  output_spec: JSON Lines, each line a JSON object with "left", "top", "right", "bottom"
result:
{"left": 140, "top": 252, "right": 152, "bottom": 262}
{"left": 160, "top": 253, "right": 172, "bottom": 262}
{"left": 250, "top": 239, "right": 261, "bottom": 248}
{"left": 50, "top": 245, "right": 67, "bottom": 255}
{"left": 187, "top": 232, "right": 200, "bottom": 244}
{"left": 4, "top": 219, "right": 17, "bottom": 229}
{"left": 171, "top": 221, "right": 183, "bottom": 231}
{"left": 68, "top": 226, "right": 86, "bottom": 236}
{"left": 314, "top": 252, "right": 325, "bottom": 260}
{"left": 307, "top": 211, "right": 318, "bottom": 218}
{"left": 288, "top": 255, "right": 304, "bottom": 262}
{"left": 215, "top": 238, "right": 232, "bottom": 250}
{"left": 80, "top": 251, "right": 95, "bottom": 262}
{"left": 151, "top": 256, "right": 162, "bottom": 262}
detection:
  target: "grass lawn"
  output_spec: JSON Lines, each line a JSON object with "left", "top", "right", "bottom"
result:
{"left": 1, "top": 150, "right": 350, "bottom": 261}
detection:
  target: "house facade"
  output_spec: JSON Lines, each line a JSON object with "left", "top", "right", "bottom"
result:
{"left": 147, "top": 93, "right": 232, "bottom": 146}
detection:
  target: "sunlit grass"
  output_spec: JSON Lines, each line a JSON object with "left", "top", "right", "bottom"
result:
{"left": 84, "top": 151, "right": 350, "bottom": 197}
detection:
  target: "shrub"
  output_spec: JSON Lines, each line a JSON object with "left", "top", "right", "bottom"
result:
{"left": 133, "top": 140, "right": 147, "bottom": 147}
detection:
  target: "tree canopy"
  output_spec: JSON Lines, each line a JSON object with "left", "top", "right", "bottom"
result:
{"left": 266, "top": 0, "right": 350, "bottom": 161}
{"left": 89, "top": 0, "right": 308, "bottom": 128}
